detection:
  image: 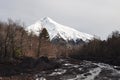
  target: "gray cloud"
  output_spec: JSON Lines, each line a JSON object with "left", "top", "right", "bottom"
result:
{"left": 0, "top": 0, "right": 120, "bottom": 39}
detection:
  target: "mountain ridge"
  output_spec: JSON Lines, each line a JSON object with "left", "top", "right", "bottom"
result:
{"left": 26, "top": 17, "right": 93, "bottom": 43}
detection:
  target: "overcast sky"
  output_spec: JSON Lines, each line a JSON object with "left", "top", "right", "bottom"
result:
{"left": 0, "top": 0, "right": 120, "bottom": 39}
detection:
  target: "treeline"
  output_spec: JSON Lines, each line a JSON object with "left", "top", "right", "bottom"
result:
{"left": 70, "top": 31, "right": 120, "bottom": 65}
{"left": 0, "top": 20, "right": 33, "bottom": 61}
{"left": 0, "top": 20, "right": 53, "bottom": 61}
{"left": 0, "top": 20, "right": 74, "bottom": 62}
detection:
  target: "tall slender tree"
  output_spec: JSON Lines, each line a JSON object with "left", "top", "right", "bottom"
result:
{"left": 37, "top": 28, "right": 50, "bottom": 57}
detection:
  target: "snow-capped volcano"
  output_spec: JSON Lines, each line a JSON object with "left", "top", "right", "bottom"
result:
{"left": 26, "top": 17, "right": 93, "bottom": 42}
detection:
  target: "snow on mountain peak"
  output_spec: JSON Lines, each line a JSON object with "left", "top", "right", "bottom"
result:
{"left": 26, "top": 17, "right": 93, "bottom": 42}
{"left": 41, "top": 17, "right": 54, "bottom": 22}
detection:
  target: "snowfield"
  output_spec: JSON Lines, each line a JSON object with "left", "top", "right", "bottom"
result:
{"left": 26, "top": 17, "right": 93, "bottom": 42}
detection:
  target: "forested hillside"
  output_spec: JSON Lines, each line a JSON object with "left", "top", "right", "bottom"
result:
{"left": 70, "top": 31, "right": 120, "bottom": 65}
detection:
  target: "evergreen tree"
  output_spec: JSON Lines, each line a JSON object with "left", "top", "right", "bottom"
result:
{"left": 40, "top": 28, "right": 49, "bottom": 41}
{"left": 37, "top": 28, "right": 50, "bottom": 57}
